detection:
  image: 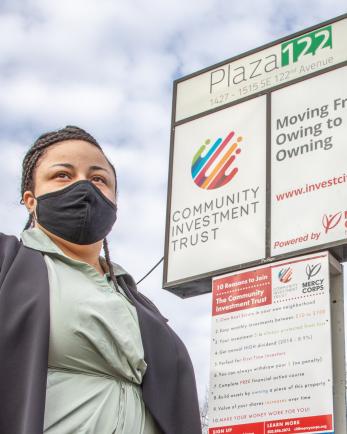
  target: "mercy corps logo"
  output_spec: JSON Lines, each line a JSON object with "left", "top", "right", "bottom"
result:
{"left": 305, "top": 263, "right": 321, "bottom": 280}
{"left": 322, "top": 211, "right": 347, "bottom": 234}
{"left": 191, "top": 131, "right": 243, "bottom": 190}
{"left": 322, "top": 211, "right": 343, "bottom": 233}
{"left": 302, "top": 262, "right": 324, "bottom": 293}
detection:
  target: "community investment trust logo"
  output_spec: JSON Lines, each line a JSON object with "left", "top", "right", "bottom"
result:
{"left": 278, "top": 267, "right": 292, "bottom": 283}
{"left": 191, "top": 131, "right": 243, "bottom": 190}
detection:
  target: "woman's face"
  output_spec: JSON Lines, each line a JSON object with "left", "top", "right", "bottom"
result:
{"left": 23, "top": 139, "right": 117, "bottom": 215}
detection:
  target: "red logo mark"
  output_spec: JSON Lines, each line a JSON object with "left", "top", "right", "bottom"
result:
{"left": 322, "top": 212, "right": 342, "bottom": 234}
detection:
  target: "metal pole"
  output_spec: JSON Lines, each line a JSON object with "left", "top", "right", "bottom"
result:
{"left": 329, "top": 254, "right": 346, "bottom": 433}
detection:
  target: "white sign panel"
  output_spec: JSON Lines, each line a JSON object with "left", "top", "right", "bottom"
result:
{"left": 271, "top": 66, "right": 347, "bottom": 256}
{"left": 176, "top": 17, "right": 347, "bottom": 121}
{"left": 167, "top": 96, "right": 266, "bottom": 283}
{"left": 209, "top": 252, "right": 334, "bottom": 434}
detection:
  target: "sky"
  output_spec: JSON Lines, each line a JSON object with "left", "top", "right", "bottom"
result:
{"left": 0, "top": 0, "right": 346, "bottom": 403}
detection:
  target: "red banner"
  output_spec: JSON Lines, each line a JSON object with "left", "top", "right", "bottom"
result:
{"left": 209, "top": 414, "right": 333, "bottom": 434}
{"left": 209, "top": 422, "right": 264, "bottom": 434}
{"left": 212, "top": 267, "right": 272, "bottom": 316}
{"left": 265, "top": 414, "right": 332, "bottom": 434}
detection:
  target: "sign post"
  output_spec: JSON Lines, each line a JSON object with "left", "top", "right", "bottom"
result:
{"left": 163, "top": 14, "right": 347, "bottom": 432}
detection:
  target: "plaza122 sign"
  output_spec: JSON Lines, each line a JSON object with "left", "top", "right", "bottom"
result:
{"left": 174, "top": 18, "right": 346, "bottom": 122}
{"left": 163, "top": 14, "right": 347, "bottom": 297}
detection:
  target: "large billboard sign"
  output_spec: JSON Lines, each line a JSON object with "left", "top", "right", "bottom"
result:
{"left": 164, "top": 14, "right": 347, "bottom": 297}
{"left": 208, "top": 252, "right": 345, "bottom": 434}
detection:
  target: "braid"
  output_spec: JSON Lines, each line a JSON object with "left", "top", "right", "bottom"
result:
{"left": 103, "top": 238, "right": 119, "bottom": 292}
{"left": 21, "top": 150, "right": 45, "bottom": 204}
{"left": 23, "top": 214, "right": 33, "bottom": 230}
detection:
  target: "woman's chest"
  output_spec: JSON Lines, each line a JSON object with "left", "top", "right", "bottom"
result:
{"left": 44, "top": 255, "right": 147, "bottom": 384}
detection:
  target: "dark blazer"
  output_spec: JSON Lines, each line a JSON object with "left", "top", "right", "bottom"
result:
{"left": 0, "top": 232, "right": 202, "bottom": 434}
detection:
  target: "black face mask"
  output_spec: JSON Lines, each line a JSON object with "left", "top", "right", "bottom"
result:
{"left": 33, "top": 180, "right": 118, "bottom": 245}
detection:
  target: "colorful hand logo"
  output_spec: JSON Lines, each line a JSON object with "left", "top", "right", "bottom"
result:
{"left": 191, "top": 131, "right": 243, "bottom": 190}
{"left": 278, "top": 267, "right": 292, "bottom": 283}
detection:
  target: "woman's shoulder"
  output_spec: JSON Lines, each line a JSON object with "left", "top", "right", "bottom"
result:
{"left": 0, "top": 232, "right": 21, "bottom": 253}
{"left": 0, "top": 232, "right": 23, "bottom": 274}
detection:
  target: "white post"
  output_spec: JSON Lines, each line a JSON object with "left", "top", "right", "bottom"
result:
{"left": 329, "top": 254, "right": 346, "bottom": 433}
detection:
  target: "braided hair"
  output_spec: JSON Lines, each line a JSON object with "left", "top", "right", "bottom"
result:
{"left": 20, "top": 125, "right": 119, "bottom": 289}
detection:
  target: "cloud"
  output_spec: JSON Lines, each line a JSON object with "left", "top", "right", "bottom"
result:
{"left": 0, "top": 0, "right": 346, "bottom": 403}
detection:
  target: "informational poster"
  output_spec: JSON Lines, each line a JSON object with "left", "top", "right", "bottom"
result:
{"left": 209, "top": 252, "right": 334, "bottom": 434}
{"left": 175, "top": 17, "right": 347, "bottom": 122}
{"left": 271, "top": 66, "right": 347, "bottom": 256}
{"left": 166, "top": 96, "right": 266, "bottom": 283}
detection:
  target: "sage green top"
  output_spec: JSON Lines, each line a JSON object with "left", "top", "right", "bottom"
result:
{"left": 21, "top": 227, "right": 161, "bottom": 434}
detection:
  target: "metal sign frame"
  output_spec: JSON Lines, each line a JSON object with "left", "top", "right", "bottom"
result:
{"left": 163, "top": 13, "right": 347, "bottom": 298}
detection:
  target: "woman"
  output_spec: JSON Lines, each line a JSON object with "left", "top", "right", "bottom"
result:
{"left": 0, "top": 126, "right": 202, "bottom": 434}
